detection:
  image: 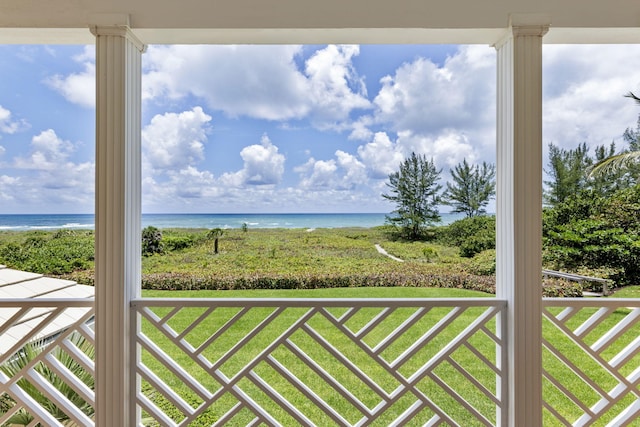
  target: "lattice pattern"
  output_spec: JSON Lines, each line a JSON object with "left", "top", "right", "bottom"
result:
{"left": 542, "top": 299, "right": 640, "bottom": 426}
{"left": 133, "top": 299, "right": 506, "bottom": 426}
{"left": 0, "top": 300, "right": 95, "bottom": 426}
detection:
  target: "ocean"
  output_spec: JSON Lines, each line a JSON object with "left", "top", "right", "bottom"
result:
{"left": 0, "top": 212, "right": 466, "bottom": 231}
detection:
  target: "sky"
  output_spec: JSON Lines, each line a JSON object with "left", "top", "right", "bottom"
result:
{"left": 1, "top": 43, "right": 640, "bottom": 214}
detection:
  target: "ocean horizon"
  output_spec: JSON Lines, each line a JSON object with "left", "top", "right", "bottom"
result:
{"left": 0, "top": 212, "right": 468, "bottom": 232}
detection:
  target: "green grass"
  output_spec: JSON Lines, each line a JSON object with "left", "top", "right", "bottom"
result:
{"left": 143, "top": 287, "right": 492, "bottom": 299}
{"left": 609, "top": 285, "right": 640, "bottom": 298}
{"left": 141, "top": 227, "right": 419, "bottom": 276}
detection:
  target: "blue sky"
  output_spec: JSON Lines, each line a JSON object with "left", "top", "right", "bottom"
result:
{"left": 1, "top": 43, "right": 640, "bottom": 214}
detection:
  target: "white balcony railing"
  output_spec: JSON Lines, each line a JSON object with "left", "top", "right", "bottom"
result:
{"left": 132, "top": 298, "right": 508, "bottom": 426}
{"left": 0, "top": 299, "right": 95, "bottom": 426}
{"left": 542, "top": 299, "right": 640, "bottom": 426}
{"left": 1, "top": 297, "right": 638, "bottom": 426}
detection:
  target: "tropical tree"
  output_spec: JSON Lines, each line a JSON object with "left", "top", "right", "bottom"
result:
{"left": 442, "top": 159, "right": 495, "bottom": 217}
{"left": 207, "top": 227, "right": 224, "bottom": 254}
{"left": 544, "top": 142, "right": 591, "bottom": 206}
{"left": 590, "top": 92, "right": 640, "bottom": 177}
{"left": 382, "top": 152, "right": 442, "bottom": 240}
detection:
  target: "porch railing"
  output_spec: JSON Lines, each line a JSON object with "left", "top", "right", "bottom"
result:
{"left": 542, "top": 298, "right": 640, "bottom": 426}
{"left": 1, "top": 297, "right": 638, "bottom": 426}
{"left": 132, "top": 298, "right": 507, "bottom": 426}
{"left": 0, "top": 299, "right": 95, "bottom": 426}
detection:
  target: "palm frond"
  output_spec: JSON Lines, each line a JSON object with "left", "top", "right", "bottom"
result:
{"left": 588, "top": 150, "right": 640, "bottom": 177}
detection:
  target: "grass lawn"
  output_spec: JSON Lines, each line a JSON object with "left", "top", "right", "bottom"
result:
{"left": 609, "top": 285, "right": 640, "bottom": 298}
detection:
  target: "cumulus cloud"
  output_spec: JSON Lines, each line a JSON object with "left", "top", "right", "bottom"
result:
{"left": 220, "top": 134, "right": 285, "bottom": 187}
{"left": 4, "top": 129, "right": 94, "bottom": 210}
{"left": 143, "top": 45, "right": 310, "bottom": 120}
{"left": 15, "top": 129, "right": 75, "bottom": 170}
{"left": 372, "top": 45, "right": 496, "bottom": 138}
{"left": 357, "top": 132, "right": 405, "bottom": 179}
{"left": 45, "top": 46, "right": 96, "bottom": 108}
{"left": 542, "top": 45, "right": 640, "bottom": 151}
{"left": 142, "top": 107, "right": 212, "bottom": 172}
{"left": 304, "top": 45, "right": 371, "bottom": 128}
{"left": 0, "top": 105, "right": 28, "bottom": 134}
{"left": 295, "top": 148, "right": 370, "bottom": 191}
{"left": 142, "top": 44, "right": 370, "bottom": 129}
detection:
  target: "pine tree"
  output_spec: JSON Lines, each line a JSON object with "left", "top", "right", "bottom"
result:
{"left": 544, "top": 142, "right": 591, "bottom": 207}
{"left": 382, "top": 152, "right": 442, "bottom": 240}
{"left": 442, "top": 159, "right": 495, "bottom": 217}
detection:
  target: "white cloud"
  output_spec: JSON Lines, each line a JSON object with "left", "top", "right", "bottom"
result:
{"left": 142, "top": 107, "right": 212, "bottom": 172}
{"left": 304, "top": 45, "right": 371, "bottom": 128}
{"left": 143, "top": 45, "right": 310, "bottom": 120}
{"left": 357, "top": 132, "right": 405, "bottom": 179}
{"left": 45, "top": 46, "right": 96, "bottom": 108}
{"left": 4, "top": 129, "right": 94, "bottom": 210}
{"left": 15, "top": 129, "right": 75, "bottom": 170}
{"left": 295, "top": 149, "right": 368, "bottom": 191}
{"left": 142, "top": 44, "right": 370, "bottom": 129}
{"left": 296, "top": 157, "right": 338, "bottom": 189}
{"left": 0, "top": 105, "right": 28, "bottom": 134}
{"left": 396, "top": 130, "right": 477, "bottom": 171}
{"left": 220, "top": 134, "right": 285, "bottom": 187}
{"left": 372, "top": 45, "right": 496, "bottom": 138}
{"left": 542, "top": 45, "right": 640, "bottom": 152}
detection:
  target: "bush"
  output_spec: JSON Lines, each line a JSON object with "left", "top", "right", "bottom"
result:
{"left": 543, "top": 186, "right": 640, "bottom": 285}
{"left": 163, "top": 235, "right": 195, "bottom": 251}
{"left": 468, "top": 249, "right": 495, "bottom": 276}
{"left": 435, "top": 215, "right": 495, "bottom": 257}
{"left": 142, "top": 226, "right": 164, "bottom": 256}
{"left": 0, "top": 230, "right": 94, "bottom": 275}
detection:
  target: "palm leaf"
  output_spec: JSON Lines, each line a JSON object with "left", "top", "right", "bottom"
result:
{"left": 0, "top": 333, "right": 95, "bottom": 425}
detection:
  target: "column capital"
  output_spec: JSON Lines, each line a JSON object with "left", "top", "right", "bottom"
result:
{"left": 90, "top": 24, "right": 146, "bottom": 53}
{"left": 494, "top": 14, "right": 550, "bottom": 49}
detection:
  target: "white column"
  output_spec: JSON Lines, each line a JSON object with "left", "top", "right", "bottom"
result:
{"left": 92, "top": 24, "right": 144, "bottom": 427}
{"left": 495, "top": 18, "right": 548, "bottom": 427}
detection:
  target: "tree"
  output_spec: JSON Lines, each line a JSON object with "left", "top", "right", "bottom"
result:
{"left": 141, "top": 226, "right": 164, "bottom": 256}
{"left": 544, "top": 142, "right": 591, "bottom": 206}
{"left": 590, "top": 92, "right": 640, "bottom": 178}
{"left": 207, "top": 228, "right": 224, "bottom": 254}
{"left": 442, "top": 159, "right": 495, "bottom": 218}
{"left": 382, "top": 152, "right": 442, "bottom": 240}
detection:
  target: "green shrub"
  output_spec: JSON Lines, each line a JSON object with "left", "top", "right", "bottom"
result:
{"left": 163, "top": 235, "right": 195, "bottom": 251}
{"left": 142, "top": 226, "right": 164, "bottom": 256}
{"left": 436, "top": 216, "right": 495, "bottom": 257}
{"left": 468, "top": 249, "right": 495, "bottom": 276}
{"left": 0, "top": 230, "right": 94, "bottom": 275}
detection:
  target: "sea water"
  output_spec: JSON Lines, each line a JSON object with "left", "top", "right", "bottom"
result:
{"left": 0, "top": 212, "right": 467, "bottom": 231}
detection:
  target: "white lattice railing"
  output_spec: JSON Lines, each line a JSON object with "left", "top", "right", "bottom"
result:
{"left": 2, "top": 297, "right": 638, "bottom": 426}
{"left": 132, "top": 298, "right": 507, "bottom": 426}
{"left": 542, "top": 298, "right": 640, "bottom": 426}
{"left": 0, "top": 299, "right": 95, "bottom": 426}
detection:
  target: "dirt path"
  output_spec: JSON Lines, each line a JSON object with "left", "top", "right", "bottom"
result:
{"left": 374, "top": 244, "right": 404, "bottom": 262}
